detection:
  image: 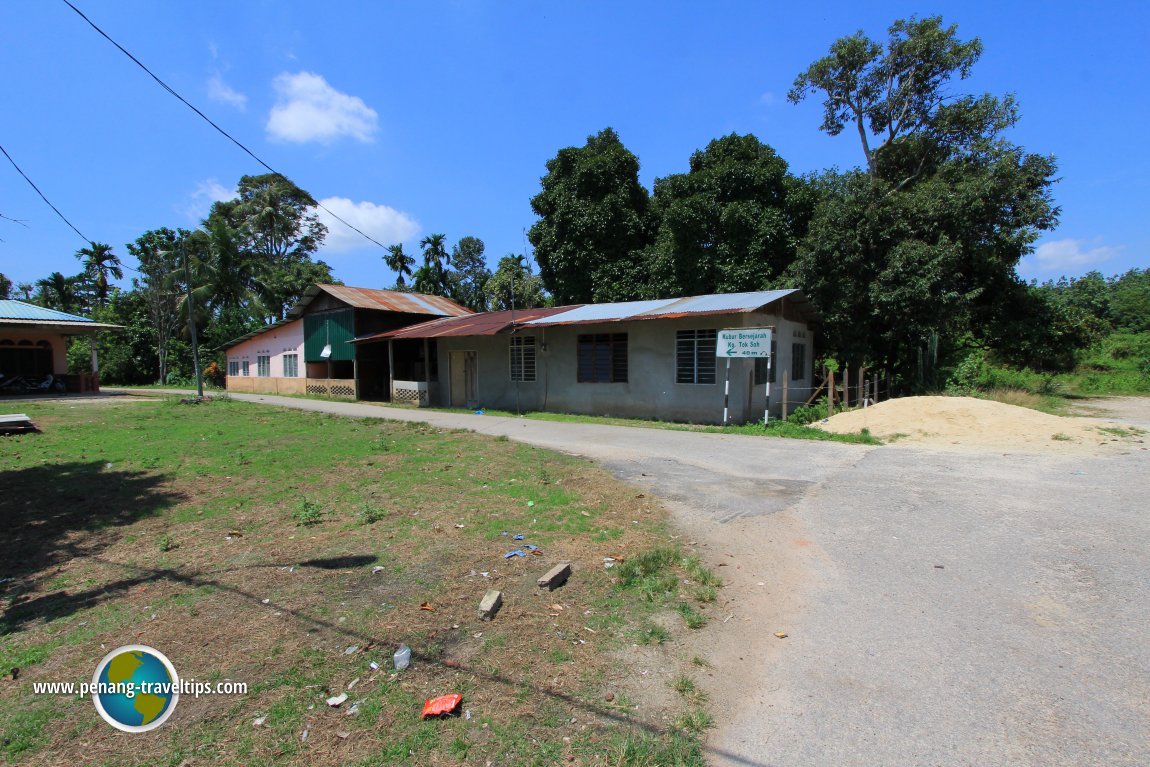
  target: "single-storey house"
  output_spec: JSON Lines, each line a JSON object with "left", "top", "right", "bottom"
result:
{"left": 222, "top": 284, "right": 472, "bottom": 400}
{"left": 354, "top": 289, "right": 819, "bottom": 424}
{"left": 0, "top": 300, "right": 120, "bottom": 392}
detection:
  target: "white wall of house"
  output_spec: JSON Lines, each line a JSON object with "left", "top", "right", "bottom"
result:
{"left": 225, "top": 320, "right": 304, "bottom": 383}
{"left": 431, "top": 311, "right": 813, "bottom": 423}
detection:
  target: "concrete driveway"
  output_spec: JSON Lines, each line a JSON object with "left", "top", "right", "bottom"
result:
{"left": 111, "top": 390, "right": 1150, "bottom": 766}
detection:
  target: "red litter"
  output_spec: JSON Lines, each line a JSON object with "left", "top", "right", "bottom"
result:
{"left": 421, "top": 693, "right": 463, "bottom": 719}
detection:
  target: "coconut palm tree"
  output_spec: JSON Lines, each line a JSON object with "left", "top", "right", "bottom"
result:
{"left": 384, "top": 243, "right": 415, "bottom": 287}
{"left": 76, "top": 241, "right": 123, "bottom": 307}
{"left": 36, "top": 272, "right": 81, "bottom": 314}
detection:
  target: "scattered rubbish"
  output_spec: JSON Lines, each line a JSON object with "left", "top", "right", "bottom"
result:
{"left": 464, "top": 709, "right": 472, "bottom": 720}
{"left": 421, "top": 693, "right": 463, "bottom": 719}
{"left": 419, "top": 602, "right": 435, "bottom": 611}
{"left": 603, "top": 557, "right": 617, "bottom": 569}
{"left": 369, "top": 661, "right": 381, "bottom": 671}
{"left": 933, "top": 564, "right": 945, "bottom": 569}
{"left": 504, "top": 550, "right": 526, "bottom": 559}
{"left": 513, "top": 534, "right": 525, "bottom": 540}
{"left": 774, "top": 631, "right": 788, "bottom": 639}
{"left": 455, "top": 524, "right": 465, "bottom": 529}
{"left": 335, "top": 731, "right": 351, "bottom": 739}
{"left": 346, "top": 702, "right": 361, "bottom": 716}
{"left": 583, "top": 626, "right": 597, "bottom": 634}
{"left": 347, "top": 678, "right": 360, "bottom": 690}
{"left": 474, "top": 409, "right": 485, "bottom": 415}
{"left": 344, "top": 645, "right": 359, "bottom": 655}
{"left": 500, "top": 531, "right": 509, "bottom": 536}
{"left": 252, "top": 715, "right": 266, "bottom": 727}
{"left": 300, "top": 728, "right": 309, "bottom": 742}
{"left": 757, "top": 582, "right": 765, "bottom": 586}
{"left": 327, "top": 693, "right": 348, "bottom": 707}
{"left": 105, "top": 462, "right": 113, "bottom": 469}
{"left": 478, "top": 590, "right": 504, "bottom": 621}
{"left": 524, "top": 544, "right": 538, "bottom": 551}
{"left": 473, "top": 632, "right": 483, "bottom": 638}
{"left": 261, "top": 598, "right": 270, "bottom": 604}
{"left": 480, "top": 571, "right": 490, "bottom": 578}
{"left": 394, "top": 644, "right": 411, "bottom": 671}
{"left": 527, "top": 501, "right": 535, "bottom": 507}
{"left": 372, "top": 566, "right": 385, "bottom": 574}
{"left": 227, "top": 530, "right": 243, "bottom": 537}
{"left": 548, "top": 604, "right": 564, "bottom": 611}
{"left": 538, "top": 562, "right": 572, "bottom": 591}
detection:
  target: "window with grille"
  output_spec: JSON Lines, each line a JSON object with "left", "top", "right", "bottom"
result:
{"left": 241, "top": 360, "right": 250, "bottom": 376}
{"left": 257, "top": 355, "right": 271, "bottom": 377}
{"left": 283, "top": 353, "right": 299, "bottom": 378}
{"left": 676, "top": 330, "right": 717, "bottom": 384}
{"left": 509, "top": 336, "right": 536, "bottom": 382}
{"left": 577, "top": 333, "right": 627, "bottom": 383}
{"left": 227, "top": 360, "right": 239, "bottom": 377}
{"left": 792, "top": 343, "right": 806, "bottom": 380}
{"left": 753, "top": 337, "right": 778, "bottom": 384}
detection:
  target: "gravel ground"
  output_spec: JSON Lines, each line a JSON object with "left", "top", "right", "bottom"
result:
{"left": 107, "top": 390, "right": 1150, "bottom": 766}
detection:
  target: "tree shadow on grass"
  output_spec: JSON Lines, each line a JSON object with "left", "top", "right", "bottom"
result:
{"left": 0, "top": 461, "right": 181, "bottom": 626}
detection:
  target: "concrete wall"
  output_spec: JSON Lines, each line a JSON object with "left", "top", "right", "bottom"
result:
{"left": 226, "top": 320, "right": 304, "bottom": 387}
{"left": 0, "top": 329, "right": 69, "bottom": 373}
{"left": 431, "top": 312, "right": 813, "bottom": 424}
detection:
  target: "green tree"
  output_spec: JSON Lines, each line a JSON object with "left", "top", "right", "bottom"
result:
{"left": 448, "top": 235, "right": 492, "bottom": 311}
{"left": 384, "top": 243, "right": 415, "bottom": 287}
{"left": 35, "top": 271, "right": 83, "bottom": 314}
{"left": 0, "top": 273, "right": 11, "bottom": 299}
{"left": 76, "top": 241, "right": 124, "bottom": 308}
{"left": 485, "top": 255, "right": 547, "bottom": 311}
{"left": 646, "top": 134, "right": 815, "bottom": 296}
{"left": 413, "top": 233, "right": 452, "bottom": 296}
{"left": 528, "top": 128, "right": 654, "bottom": 304}
{"left": 15, "top": 282, "right": 34, "bottom": 300}
{"left": 1110, "top": 268, "right": 1150, "bottom": 332}
{"left": 786, "top": 16, "right": 1059, "bottom": 384}
{"left": 126, "top": 228, "right": 186, "bottom": 383}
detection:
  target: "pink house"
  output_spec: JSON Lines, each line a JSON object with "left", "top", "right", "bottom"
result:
{"left": 224, "top": 318, "right": 307, "bottom": 395}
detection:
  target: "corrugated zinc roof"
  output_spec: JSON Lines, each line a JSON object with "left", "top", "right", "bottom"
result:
{"left": 287, "top": 285, "right": 473, "bottom": 319}
{"left": 524, "top": 289, "right": 812, "bottom": 326}
{"left": 0, "top": 300, "right": 97, "bottom": 323}
{"left": 355, "top": 305, "right": 576, "bottom": 342}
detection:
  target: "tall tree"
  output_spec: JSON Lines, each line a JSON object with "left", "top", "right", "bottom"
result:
{"left": 528, "top": 128, "right": 654, "bottom": 304}
{"left": 384, "top": 243, "right": 415, "bottom": 287}
{"left": 485, "top": 255, "right": 547, "bottom": 311}
{"left": 449, "top": 235, "right": 491, "bottom": 311}
{"left": 0, "top": 273, "right": 11, "bottom": 300}
{"left": 76, "top": 241, "right": 124, "bottom": 308}
{"left": 646, "top": 134, "right": 815, "bottom": 296}
{"left": 412, "top": 233, "right": 452, "bottom": 296}
{"left": 15, "top": 282, "right": 34, "bottom": 300}
{"left": 35, "top": 271, "right": 82, "bottom": 314}
{"left": 127, "top": 228, "right": 186, "bottom": 383}
{"left": 785, "top": 16, "right": 1059, "bottom": 385}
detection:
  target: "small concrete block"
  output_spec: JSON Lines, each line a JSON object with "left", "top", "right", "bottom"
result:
{"left": 478, "top": 590, "right": 503, "bottom": 621}
{"left": 537, "top": 562, "right": 572, "bottom": 591}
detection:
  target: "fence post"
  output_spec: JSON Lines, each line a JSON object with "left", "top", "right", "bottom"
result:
{"left": 782, "top": 374, "right": 789, "bottom": 421}
{"left": 844, "top": 366, "right": 851, "bottom": 409}
{"left": 827, "top": 368, "right": 836, "bottom": 420}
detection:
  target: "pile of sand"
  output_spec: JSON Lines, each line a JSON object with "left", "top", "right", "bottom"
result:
{"left": 816, "top": 395, "right": 1143, "bottom": 453}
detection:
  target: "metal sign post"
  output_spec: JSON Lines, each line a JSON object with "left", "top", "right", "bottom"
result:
{"left": 717, "top": 327, "right": 773, "bottom": 426}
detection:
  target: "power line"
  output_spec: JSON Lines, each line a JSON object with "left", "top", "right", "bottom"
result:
{"left": 0, "top": 141, "right": 91, "bottom": 244}
{"left": 61, "top": 0, "right": 391, "bottom": 251}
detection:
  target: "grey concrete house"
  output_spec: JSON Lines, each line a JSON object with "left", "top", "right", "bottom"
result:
{"left": 354, "top": 290, "right": 819, "bottom": 424}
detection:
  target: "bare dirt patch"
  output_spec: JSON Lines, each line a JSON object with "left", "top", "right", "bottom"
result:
{"left": 817, "top": 395, "right": 1145, "bottom": 453}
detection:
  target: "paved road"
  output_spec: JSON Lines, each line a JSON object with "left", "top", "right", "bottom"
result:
{"left": 110, "top": 390, "right": 1150, "bottom": 766}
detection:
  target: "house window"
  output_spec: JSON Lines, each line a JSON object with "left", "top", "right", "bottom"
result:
{"left": 792, "top": 343, "right": 806, "bottom": 380}
{"left": 753, "top": 337, "right": 778, "bottom": 385}
{"left": 227, "top": 360, "right": 239, "bottom": 377}
{"left": 577, "top": 333, "right": 627, "bottom": 383}
{"left": 241, "top": 360, "right": 250, "bottom": 376}
{"left": 676, "top": 330, "right": 717, "bottom": 384}
{"left": 509, "top": 336, "right": 536, "bottom": 382}
{"left": 283, "top": 353, "right": 299, "bottom": 378}
{"left": 257, "top": 355, "right": 271, "bottom": 377}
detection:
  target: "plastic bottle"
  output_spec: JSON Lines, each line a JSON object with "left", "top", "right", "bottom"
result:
{"left": 393, "top": 644, "right": 411, "bottom": 671}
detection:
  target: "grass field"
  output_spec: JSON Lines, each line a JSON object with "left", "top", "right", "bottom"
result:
{"left": 0, "top": 397, "right": 718, "bottom": 766}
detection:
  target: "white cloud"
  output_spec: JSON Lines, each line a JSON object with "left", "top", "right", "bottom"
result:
{"left": 266, "top": 72, "right": 378, "bottom": 144}
{"left": 314, "top": 197, "right": 419, "bottom": 253}
{"left": 207, "top": 74, "right": 247, "bottom": 110}
{"left": 181, "top": 178, "right": 235, "bottom": 221}
{"left": 1024, "top": 238, "right": 1121, "bottom": 275}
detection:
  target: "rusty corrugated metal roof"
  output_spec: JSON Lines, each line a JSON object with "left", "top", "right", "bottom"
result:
{"left": 287, "top": 284, "right": 473, "bottom": 319}
{"left": 355, "top": 306, "right": 576, "bottom": 342}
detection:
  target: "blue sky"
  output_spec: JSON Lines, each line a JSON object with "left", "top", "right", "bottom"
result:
{"left": 2, "top": 1, "right": 1147, "bottom": 295}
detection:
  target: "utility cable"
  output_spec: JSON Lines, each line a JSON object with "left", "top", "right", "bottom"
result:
{"left": 61, "top": 0, "right": 391, "bottom": 251}
{"left": 0, "top": 141, "right": 91, "bottom": 244}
